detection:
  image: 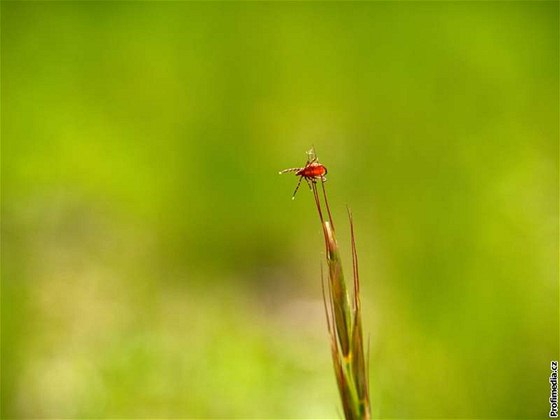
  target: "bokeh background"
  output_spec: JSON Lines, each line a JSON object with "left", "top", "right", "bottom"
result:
{"left": 2, "top": 2, "right": 558, "bottom": 418}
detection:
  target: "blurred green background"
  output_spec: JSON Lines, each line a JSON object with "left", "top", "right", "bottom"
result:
{"left": 2, "top": 1, "right": 558, "bottom": 418}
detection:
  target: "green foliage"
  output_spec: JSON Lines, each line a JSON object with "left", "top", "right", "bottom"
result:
{"left": 2, "top": 1, "right": 558, "bottom": 418}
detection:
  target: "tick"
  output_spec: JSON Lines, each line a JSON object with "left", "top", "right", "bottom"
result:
{"left": 279, "top": 148, "right": 328, "bottom": 199}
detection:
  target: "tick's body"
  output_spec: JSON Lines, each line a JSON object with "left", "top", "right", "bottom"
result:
{"left": 297, "top": 162, "right": 328, "bottom": 178}
{"left": 279, "top": 148, "right": 328, "bottom": 199}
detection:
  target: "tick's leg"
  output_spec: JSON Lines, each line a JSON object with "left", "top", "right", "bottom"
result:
{"left": 291, "top": 176, "right": 304, "bottom": 200}
{"left": 305, "top": 178, "right": 313, "bottom": 190}
{"left": 321, "top": 176, "right": 327, "bottom": 182}
{"left": 279, "top": 167, "right": 302, "bottom": 175}
{"left": 306, "top": 148, "right": 318, "bottom": 164}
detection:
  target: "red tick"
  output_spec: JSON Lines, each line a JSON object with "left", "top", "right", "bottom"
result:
{"left": 279, "top": 148, "right": 328, "bottom": 199}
